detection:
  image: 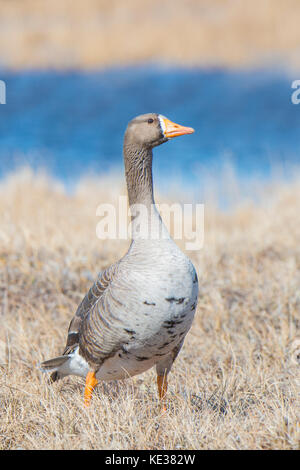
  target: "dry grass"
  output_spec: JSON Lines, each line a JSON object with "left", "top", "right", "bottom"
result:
{"left": 0, "top": 0, "right": 300, "bottom": 70}
{"left": 0, "top": 168, "right": 299, "bottom": 450}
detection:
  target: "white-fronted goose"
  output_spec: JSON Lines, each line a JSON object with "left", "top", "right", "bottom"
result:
{"left": 41, "top": 113, "right": 198, "bottom": 408}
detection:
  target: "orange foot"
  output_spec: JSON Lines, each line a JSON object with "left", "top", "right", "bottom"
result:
{"left": 84, "top": 371, "right": 98, "bottom": 407}
{"left": 157, "top": 374, "right": 168, "bottom": 413}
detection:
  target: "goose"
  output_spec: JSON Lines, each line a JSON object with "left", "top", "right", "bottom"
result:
{"left": 41, "top": 113, "right": 198, "bottom": 408}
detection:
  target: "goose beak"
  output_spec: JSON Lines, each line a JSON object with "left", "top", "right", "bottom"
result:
{"left": 160, "top": 116, "right": 195, "bottom": 139}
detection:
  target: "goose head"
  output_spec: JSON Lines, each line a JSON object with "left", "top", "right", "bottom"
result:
{"left": 123, "top": 113, "right": 194, "bottom": 207}
{"left": 124, "top": 113, "right": 194, "bottom": 149}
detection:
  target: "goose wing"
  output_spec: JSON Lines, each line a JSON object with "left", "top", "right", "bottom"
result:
{"left": 78, "top": 262, "right": 131, "bottom": 368}
{"left": 62, "top": 263, "right": 119, "bottom": 356}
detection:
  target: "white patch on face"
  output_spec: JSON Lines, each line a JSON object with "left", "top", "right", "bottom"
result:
{"left": 158, "top": 114, "right": 167, "bottom": 137}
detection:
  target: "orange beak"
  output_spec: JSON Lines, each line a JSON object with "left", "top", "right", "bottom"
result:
{"left": 160, "top": 116, "right": 195, "bottom": 139}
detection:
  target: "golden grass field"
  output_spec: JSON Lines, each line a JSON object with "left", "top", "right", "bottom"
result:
{"left": 0, "top": 168, "right": 299, "bottom": 450}
{"left": 0, "top": 0, "right": 300, "bottom": 70}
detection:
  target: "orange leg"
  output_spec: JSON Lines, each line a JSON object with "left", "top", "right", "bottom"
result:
{"left": 84, "top": 371, "right": 98, "bottom": 407}
{"left": 157, "top": 374, "right": 168, "bottom": 412}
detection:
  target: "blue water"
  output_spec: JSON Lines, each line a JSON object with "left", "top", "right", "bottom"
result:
{"left": 0, "top": 66, "right": 299, "bottom": 195}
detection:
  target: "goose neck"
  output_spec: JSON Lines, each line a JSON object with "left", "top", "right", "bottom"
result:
{"left": 123, "top": 143, "right": 169, "bottom": 241}
{"left": 123, "top": 143, "right": 154, "bottom": 209}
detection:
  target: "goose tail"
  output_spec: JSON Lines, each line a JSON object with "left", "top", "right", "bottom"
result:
{"left": 40, "top": 355, "right": 71, "bottom": 382}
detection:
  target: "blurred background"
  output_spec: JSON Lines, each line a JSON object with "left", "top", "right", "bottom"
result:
{"left": 0, "top": 0, "right": 300, "bottom": 204}
{"left": 2, "top": 2, "right": 300, "bottom": 451}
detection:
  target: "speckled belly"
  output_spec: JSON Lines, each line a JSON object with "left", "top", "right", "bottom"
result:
{"left": 96, "top": 352, "right": 159, "bottom": 381}
{"left": 96, "top": 293, "right": 198, "bottom": 381}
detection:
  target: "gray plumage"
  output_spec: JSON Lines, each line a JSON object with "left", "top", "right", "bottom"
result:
{"left": 41, "top": 113, "right": 198, "bottom": 403}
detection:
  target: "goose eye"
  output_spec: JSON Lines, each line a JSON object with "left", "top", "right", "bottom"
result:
{"left": 147, "top": 118, "right": 154, "bottom": 124}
